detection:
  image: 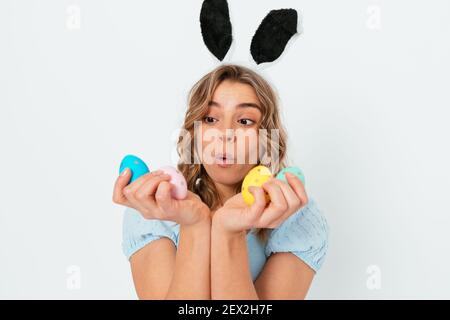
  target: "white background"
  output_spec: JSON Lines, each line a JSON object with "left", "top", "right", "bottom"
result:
{"left": 1, "top": 0, "right": 449, "bottom": 299}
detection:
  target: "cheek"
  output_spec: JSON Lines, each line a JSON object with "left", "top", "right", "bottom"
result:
{"left": 201, "top": 133, "right": 209, "bottom": 147}
{"left": 204, "top": 163, "right": 250, "bottom": 185}
{"left": 196, "top": 125, "right": 213, "bottom": 153}
{"left": 199, "top": 125, "right": 221, "bottom": 148}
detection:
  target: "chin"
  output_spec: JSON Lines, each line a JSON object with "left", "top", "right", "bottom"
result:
{"left": 203, "top": 164, "right": 250, "bottom": 186}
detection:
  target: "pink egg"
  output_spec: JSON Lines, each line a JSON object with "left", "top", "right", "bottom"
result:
{"left": 158, "top": 166, "right": 188, "bottom": 200}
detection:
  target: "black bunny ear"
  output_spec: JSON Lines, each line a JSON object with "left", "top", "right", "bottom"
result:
{"left": 250, "top": 9, "right": 298, "bottom": 64}
{"left": 200, "top": 0, "right": 233, "bottom": 61}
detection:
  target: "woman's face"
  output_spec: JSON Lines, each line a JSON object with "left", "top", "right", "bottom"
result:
{"left": 199, "top": 79, "right": 263, "bottom": 187}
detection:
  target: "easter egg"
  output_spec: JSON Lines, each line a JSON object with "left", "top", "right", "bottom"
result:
{"left": 119, "top": 154, "right": 150, "bottom": 184}
{"left": 276, "top": 166, "right": 306, "bottom": 185}
{"left": 158, "top": 166, "right": 188, "bottom": 200}
{"left": 242, "top": 165, "right": 272, "bottom": 206}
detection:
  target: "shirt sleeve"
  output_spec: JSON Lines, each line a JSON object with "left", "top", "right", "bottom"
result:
{"left": 264, "top": 197, "right": 330, "bottom": 272}
{"left": 121, "top": 207, "right": 180, "bottom": 260}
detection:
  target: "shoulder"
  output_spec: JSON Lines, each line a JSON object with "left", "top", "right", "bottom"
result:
{"left": 265, "top": 197, "right": 330, "bottom": 272}
{"left": 122, "top": 207, "right": 180, "bottom": 260}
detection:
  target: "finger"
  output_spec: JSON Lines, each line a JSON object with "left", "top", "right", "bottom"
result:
{"left": 126, "top": 170, "right": 164, "bottom": 193}
{"left": 246, "top": 186, "right": 267, "bottom": 227}
{"left": 124, "top": 174, "right": 169, "bottom": 215}
{"left": 272, "top": 178, "right": 301, "bottom": 208}
{"left": 136, "top": 173, "right": 171, "bottom": 198}
{"left": 266, "top": 177, "right": 305, "bottom": 228}
{"left": 285, "top": 172, "right": 308, "bottom": 206}
{"left": 271, "top": 179, "right": 302, "bottom": 223}
{"left": 259, "top": 179, "right": 288, "bottom": 227}
{"left": 112, "top": 168, "right": 132, "bottom": 206}
{"left": 133, "top": 174, "right": 172, "bottom": 217}
{"left": 155, "top": 181, "right": 177, "bottom": 219}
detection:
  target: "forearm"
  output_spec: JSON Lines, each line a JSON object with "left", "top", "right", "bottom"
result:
{"left": 211, "top": 221, "right": 259, "bottom": 300}
{"left": 165, "top": 217, "right": 211, "bottom": 299}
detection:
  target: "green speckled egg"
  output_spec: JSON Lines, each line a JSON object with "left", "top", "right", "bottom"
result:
{"left": 276, "top": 167, "right": 305, "bottom": 185}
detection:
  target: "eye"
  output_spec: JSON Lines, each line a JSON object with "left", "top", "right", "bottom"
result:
{"left": 238, "top": 118, "right": 255, "bottom": 126}
{"left": 203, "top": 116, "right": 217, "bottom": 124}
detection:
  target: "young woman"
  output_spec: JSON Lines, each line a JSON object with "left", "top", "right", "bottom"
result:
{"left": 112, "top": 64, "right": 329, "bottom": 300}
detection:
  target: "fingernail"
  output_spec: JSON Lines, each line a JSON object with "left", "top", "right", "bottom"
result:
{"left": 121, "top": 168, "right": 129, "bottom": 176}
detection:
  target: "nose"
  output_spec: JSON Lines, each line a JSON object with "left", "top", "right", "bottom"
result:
{"left": 219, "top": 129, "right": 235, "bottom": 142}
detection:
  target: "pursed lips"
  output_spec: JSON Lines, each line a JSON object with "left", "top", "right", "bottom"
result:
{"left": 215, "top": 152, "right": 235, "bottom": 164}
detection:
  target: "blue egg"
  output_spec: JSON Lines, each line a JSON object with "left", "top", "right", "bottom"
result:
{"left": 276, "top": 166, "right": 306, "bottom": 185}
{"left": 119, "top": 154, "right": 150, "bottom": 184}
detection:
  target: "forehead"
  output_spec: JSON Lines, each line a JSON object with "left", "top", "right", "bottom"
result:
{"left": 211, "top": 80, "right": 260, "bottom": 106}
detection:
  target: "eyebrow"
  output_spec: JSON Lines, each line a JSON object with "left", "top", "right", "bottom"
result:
{"left": 208, "top": 100, "right": 261, "bottom": 110}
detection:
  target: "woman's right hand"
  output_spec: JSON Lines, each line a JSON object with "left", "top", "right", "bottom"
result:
{"left": 113, "top": 168, "right": 210, "bottom": 226}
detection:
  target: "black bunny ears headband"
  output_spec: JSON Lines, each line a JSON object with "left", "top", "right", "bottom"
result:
{"left": 200, "top": 0, "right": 301, "bottom": 65}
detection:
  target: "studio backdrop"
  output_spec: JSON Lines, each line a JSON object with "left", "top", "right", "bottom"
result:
{"left": 1, "top": 0, "right": 449, "bottom": 299}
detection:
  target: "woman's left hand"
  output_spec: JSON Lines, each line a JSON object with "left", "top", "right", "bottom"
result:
{"left": 213, "top": 172, "right": 308, "bottom": 235}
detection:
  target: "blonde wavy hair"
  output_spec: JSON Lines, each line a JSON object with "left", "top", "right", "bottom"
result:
{"left": 176, "top": 64, "right": 288, "bottom": 243}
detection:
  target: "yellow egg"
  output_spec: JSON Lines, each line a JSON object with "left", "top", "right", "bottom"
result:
{"left": 241, "top": 165, "right": 272, "bottom": 206}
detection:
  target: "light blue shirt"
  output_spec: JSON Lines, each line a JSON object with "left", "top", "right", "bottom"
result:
{"left": 122, "top": 197, "right": 329, "bottom": 281}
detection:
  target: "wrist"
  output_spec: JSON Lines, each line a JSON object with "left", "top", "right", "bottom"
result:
{"left": 198, "top": 204, "right": 211, "bottom": 222}
{"left": 180, "top": 214, "right": 211, "bottom": 235}
{"left": 212, "top": 214, "right": 246, "bottom": 239}
{"left": 185, "top": 205, "right": 211, "bottom": 227}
